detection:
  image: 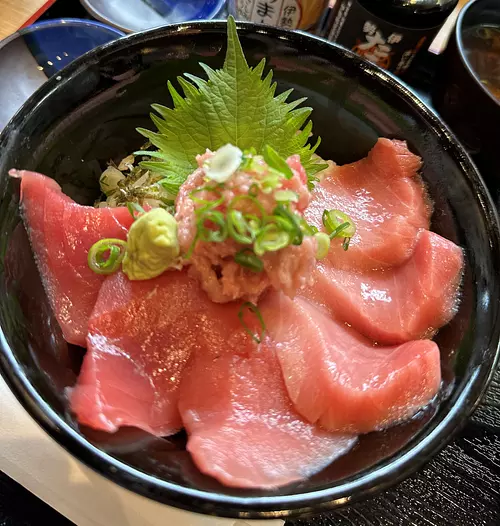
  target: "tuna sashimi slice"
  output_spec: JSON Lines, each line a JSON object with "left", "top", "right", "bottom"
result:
{"left": 260, "top": 292, "right": 441, "bottom": 434}
{"left": 15, "top": 170, "right": 133, "bottom": 346}
{"left": 70, "top": 270, "right": 205, "bottom": 436}
{"left": 179, "top": 342, "right": 357, "bottom": 488}
{"left": 303, "top": 230, "right": 464, "bottom": 344}
{"left": 305, "top": 139, "right": 431, "bottom": 271}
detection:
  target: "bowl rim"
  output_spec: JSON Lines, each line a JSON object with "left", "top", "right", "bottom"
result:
{"left": 0, "top": 19, "right": 499, "bottom": 520}
{"left": 455, "top": 0, "right": 500, "bottom": 108}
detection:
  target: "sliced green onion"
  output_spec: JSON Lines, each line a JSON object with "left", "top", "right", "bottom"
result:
{"left": 238, "top": 302, "right": 266, "bottom": 344}
{"left": 234, "top": 249, "right": 264, "bottom": 272}
{"left": 248, "top": 183, "right": 259, "bottom": 197}
{"left": 88, "top": 238, "right": 127, "bottom": 275}
{"left": 197, "top": 210, "right": 228, "bottom": 243}
{"left": 204, "top": 144, "right": 243, "bottom": 183}
{"left": 314, "top": 232, "right": 331, "bottom": 259}
{"left": 299, "top": 217, "right": 318, "bottom": 236}
{"left": 127, "top": 202, "right": 146, "bottom": 220}
{"left": 191, "top": 194, "right": 225, "bottom": 214}
{"left": 329, "top": 221, "right": 350, "bottom": 239}
{"left": 263, "top": 145, "right": 293, "bottom": 179}
{"left": 184, "top": 233, "right": 198, "bottom": 259}
{"left": 228, "top": 194, "right": 266, "bottom": 218}
{"left": 243, "top": 147, "right": 257, "bottom": 157}
{"left": 322, "top": 209, "right": 356, "bottom": 238}
{"left": 240, "top": 148, "right": 258, "bottom": 171}
{"left": 189, "top": 186, "right": 225, "bottom": 214}
{"left": 260, "top": 169, "right": 283, "bottom": 193}
{"left": 246, "top": 214, "right": 261, "bottom": 232}
{"left": 274, "top": 190, "right": 299, "bottom": 203}
{"left": 268, "top": 215, "right": 295, "bottom": 233}
{"left": 227, "top": 209, "right": 260, "bottom": 244}
{"left": 254, "top": 224, "right": 290, "bottom": 256}
{"left": 240, "top": 158, "right": 252, "bottom": 172}
{"left": 273, "top": 204, "right": 303, "bottom": 245}
{"left": 343, "top": 237, "right": 351, "bottom": 251}
{"left": 240, "top": 150, "right": 268, "bottom": 175}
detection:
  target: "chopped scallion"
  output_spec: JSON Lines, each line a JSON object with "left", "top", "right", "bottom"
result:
{"left": 191, "top": 194, "right": 225, "bottom": 213}
{"left": 274, "top": 189, "right": 299, "bottom": 203}
{"left": 254, "top": 224, "right": 290, "bottom": 256}
{"left": 240, "top": 148, "right": 258, "bottom": 171}
{"left": 184, "top": 233, "right": 198, "bottom": 260}
{"left": 248, "top": 183, "right": 259, "bottom": 197}
{"left": 263, "top": 145, "right": 293, "bottom": 179}
{"left": 322, "top": 209, "right": 356, "bottom": 238}
{"left": 299, "top": 217, "right": 318, "bottom": 236}
{"left": 228, "top": 194, "right": 266, "bottom": 218}
{"left": 314, "top": 232, "right": 330, "bottom": 259}
{"left": 329, "top": 221, "right": 350, "bottom": 239}
{"left": 234, "top": 249, "right": 264, "bottom": 272}
{"left": 238, "top": 302, "right": 266, "bottom": 344}
{"left": 88, "top": 238, "right": 127, "bottom": 275}
{"left": 197, "top": 210, "right": 228, "bottom": 243}
{"left": 273, "top": 204, "right": 303, "bottom": 245}
{"left": 227, "top": 209, "right": 260, "bottom": 244}
{"left": 260, "top": 169, "right": 283, "bottom": 193}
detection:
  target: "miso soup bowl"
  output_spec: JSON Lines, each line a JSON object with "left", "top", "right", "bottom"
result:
{"left": 433, "top": 0, "right": 500, "bottom": 188}
{"left": 0, "top": 21, "right": 499, "bottom": 520}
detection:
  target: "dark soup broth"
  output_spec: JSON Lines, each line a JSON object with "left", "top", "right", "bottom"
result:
{"left": 463, "top": 24, "right": 500, "bottom": 101}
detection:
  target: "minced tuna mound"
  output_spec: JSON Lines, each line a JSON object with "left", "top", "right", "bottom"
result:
{"left": 175, "top": 151, "right": 317, "bottom": 303}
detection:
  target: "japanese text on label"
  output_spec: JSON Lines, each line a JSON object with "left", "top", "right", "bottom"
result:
{"left": 236, "top": 0, "right": 302, "bottom": 29}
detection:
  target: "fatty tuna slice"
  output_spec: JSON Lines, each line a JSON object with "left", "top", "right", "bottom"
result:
{"left": 14, "top": 170, "right": 133, "bottom": 346}
{"left": 70, "top": 270, "right": 208, "bottom": 436}
{"left": 179, "top": 340, "right": 357, "bottom": 488}
{"left": 305, "top": 139, "right": 431, "bottom": 270}
{"left": 260, "top": 292, "right": 442, "bottom": 434}
{"left": 303, "top": 230, "right": 464, "bottom": 344}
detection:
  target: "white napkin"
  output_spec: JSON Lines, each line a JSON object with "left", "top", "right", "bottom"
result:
{"left": 0, "top": 375, "right": 284, "bottom": 526}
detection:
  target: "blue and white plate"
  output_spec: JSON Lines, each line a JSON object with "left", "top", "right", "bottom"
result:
{"left": 0, "top": 18, "right": 124, "bottom": 130}
{"left": 79, "top": 0, "right": 226, "bottom": 33}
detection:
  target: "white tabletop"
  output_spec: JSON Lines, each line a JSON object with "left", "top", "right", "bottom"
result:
{"left": 0, "top": 374, "right": 284, "bottom": 526}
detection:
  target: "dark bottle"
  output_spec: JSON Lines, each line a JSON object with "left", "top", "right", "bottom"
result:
{"left": 323, "top": 0, "right": 459, "bottom": 76}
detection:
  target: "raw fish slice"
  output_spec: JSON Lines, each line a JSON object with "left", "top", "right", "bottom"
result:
{"left": 303, "top": 230, "right": 464, "bottom": 344}
{"left": 15, "top": 170, "right": 133, "bottom": 346}
{"left": 70, "top": 270, "right": 205, "bottom": 436}
{"left": 180, "top": 337, "right": 356, "bottom": 488}
{"left": 305, "top": 139, "right": 431, "bottom": 270}
{"left": 260, "top": 292, "right": 441, "bottom": 434}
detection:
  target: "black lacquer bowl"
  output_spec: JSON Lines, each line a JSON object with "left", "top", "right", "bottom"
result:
{"left": 0, "top": 21, "right": 499, "bottom": 520}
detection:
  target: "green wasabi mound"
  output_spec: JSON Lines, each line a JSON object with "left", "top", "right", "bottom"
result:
{"left": 123, "top": 208, "right": 180, "bottom": 280}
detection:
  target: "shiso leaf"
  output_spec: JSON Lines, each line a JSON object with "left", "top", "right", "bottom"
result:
{"left": 137, "top": 16, "right": 327, "bottom": 195}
